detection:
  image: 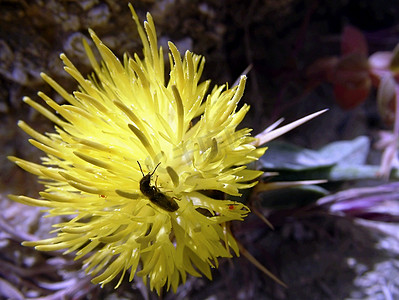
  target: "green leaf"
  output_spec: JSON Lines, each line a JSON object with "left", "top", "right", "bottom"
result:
{"left": 259, "top": 185, "right": 329, "bottom": 209}
{"left": 259, "top": 136, "right": 370, "bottom": 171}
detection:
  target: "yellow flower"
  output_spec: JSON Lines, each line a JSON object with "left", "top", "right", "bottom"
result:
{"left": 9, "top": 4, "right": 266, "bottom": 294}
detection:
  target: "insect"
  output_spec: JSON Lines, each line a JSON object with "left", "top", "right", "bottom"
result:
{"left": 137, "top": 161, "right": 179, "bottom": 212}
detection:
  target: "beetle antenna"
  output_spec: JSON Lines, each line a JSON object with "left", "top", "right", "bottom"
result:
{"left": 137, "top": 161, "right": 145, "bottom": 176}
{"left": 151, "top": 162, "right": 161, "bottom": 176}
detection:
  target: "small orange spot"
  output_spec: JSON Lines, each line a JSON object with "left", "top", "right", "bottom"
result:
{"left": 99, "top": 194, "right": 107, "bottom": 198}
{"left": 228, "top": 204, "right": 235, "bottom": 210}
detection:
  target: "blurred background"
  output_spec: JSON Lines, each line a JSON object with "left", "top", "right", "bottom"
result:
{"left": 1, "top": 0, "right": 399, "bottom": 299}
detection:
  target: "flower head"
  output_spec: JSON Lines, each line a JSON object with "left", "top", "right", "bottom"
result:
{"left": 9, "top": 4, "right": 266, "bottom": 293}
